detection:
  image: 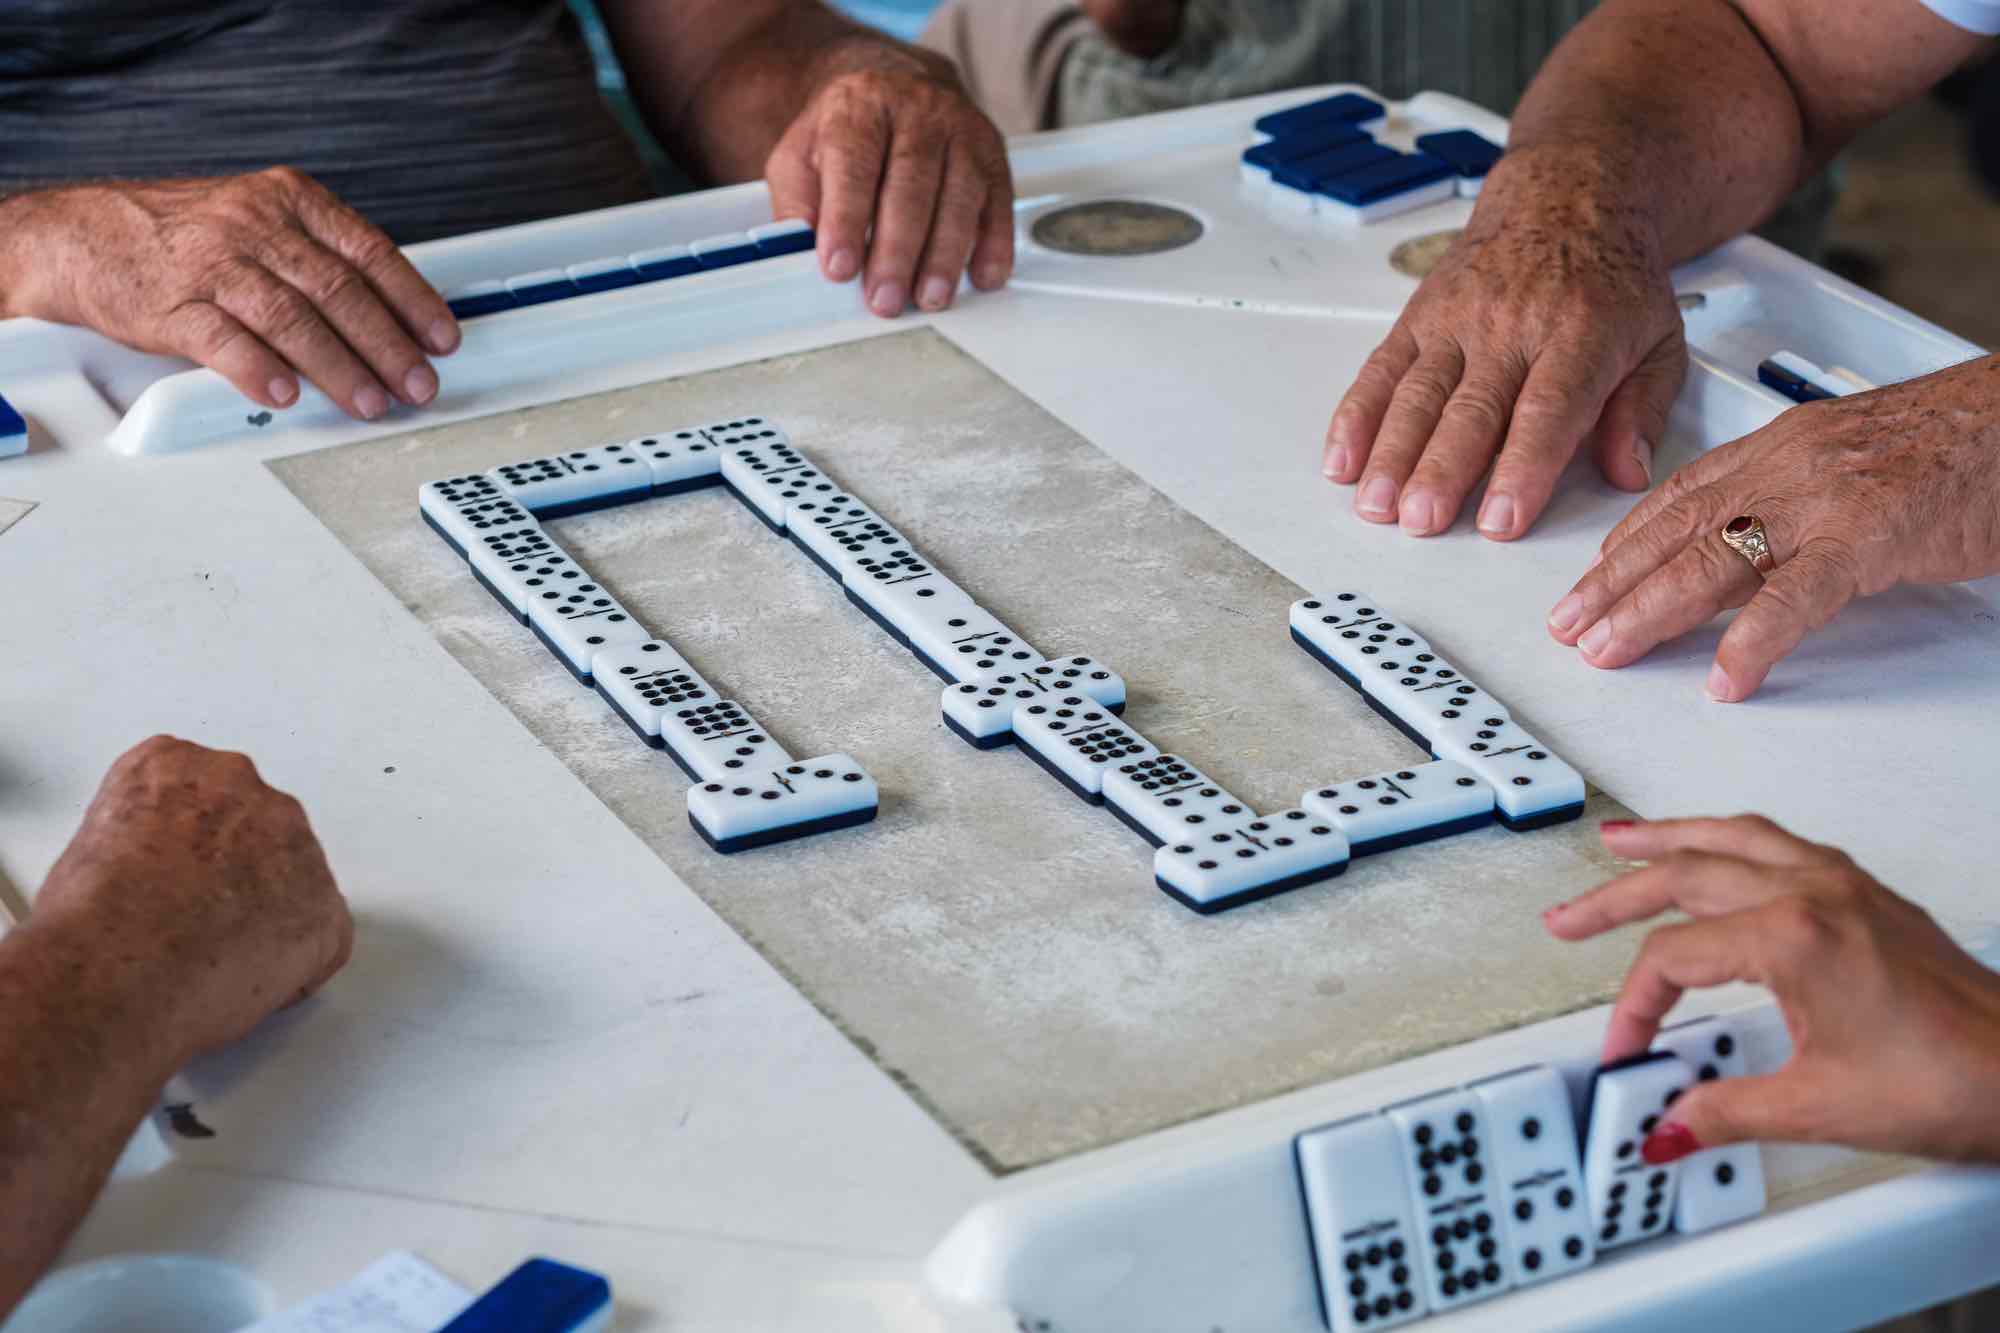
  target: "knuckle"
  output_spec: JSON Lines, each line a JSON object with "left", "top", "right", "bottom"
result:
{"left": 258, "top": 164, "right": 315, "bottom": 194}
{"left": 1762, "top": 896, "right": 1831, "bottom": 958}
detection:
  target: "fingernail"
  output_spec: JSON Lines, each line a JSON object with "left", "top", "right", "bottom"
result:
{"left": 1324, "top": 445, "right": 1351, "bottom": 480}
{"left": 427, "top": 318, "right": 459, "bottom": 355}
{"left": 1600, "top": 819, "right": 1634, "bottom": 833}
{"left": 1706, "top": 662, "right": 1739, "bottom": 702}
{"left": 404, "top": 363, "right": 438, "bottom": 405}
{"left": 827, "top": 249, "right": 859, "bottom": 282}
{"left": 1399, "top": 490, "right": 1441, "bottom": 535}
{"left": 1357, "top": 477, "right": 1397, "bottom": 517}
{"left": 870, "top": 282, "right": 907, "bottom": 317}
{"left": 974, "top": 261, "right": 1008, "bottom": 290}
{"left": 1577, "top": 620, "right": 1611, "bottom": 659}
{"left": 1633, "top": 435, "right": 1654, "bottom": 486}
{"left": 1548, "top": 593, "right": 1586, "bottom": 635}
{"left": 918, "top": 276, "right": 953, "bottom": 311}
{"left": 354, "top": 383, "right": 389, "bottom": 420}
{"left": 1641, "top": 1122, "right": 1701, "bottom": 1165}
{"left": 1477, "top": 492, "right": 1516, "bottom": 537}
{"left": 269, "top": 377, "right": 298, "bottom": 407}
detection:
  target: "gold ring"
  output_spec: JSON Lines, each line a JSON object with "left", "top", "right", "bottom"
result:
{"left": 1721, "top": 514, "right": 1776, "bottom": 576}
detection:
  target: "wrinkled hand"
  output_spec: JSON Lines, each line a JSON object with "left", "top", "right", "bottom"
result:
{"left": 1324, "top": 151, "right": 1685, "bottom": 539}
{"left": 1081, "top": 0, "right": 1186, "bottom": 58}
{"left": 1546, "top": 354, "right": 2000, "bottom": 700}
{"left": 0, "top": 170, "right": 457, "bottom": 420}
{"left": 1545, "top": 816, "right": 2000, "bottom": 1165}
{"left": 33, "top": 736, "right": 353, "bottom": 1064}
{"left": 767, "top": 42, "right": 1013, "bottom": 319}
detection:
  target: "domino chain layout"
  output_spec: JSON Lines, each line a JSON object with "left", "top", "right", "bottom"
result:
{"left": 418, "top": 419, "right": 1586, "bottom": 911}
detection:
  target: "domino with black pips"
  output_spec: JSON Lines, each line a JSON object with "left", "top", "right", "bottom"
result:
{"left": 714, "top": 426, "right": 820, "bottom": 530}
{"left": 1654, "top": 1017, "right": 1768, "bottom": 1235}
{"left": 627, "top": 429, "right": 724, "bottom": 496}
{"left": 524, "top": 580, "right": 651, "bottom": 684}
{"left": 1289, "top": 594, "right": 1427, "bottom": 689}
{"left": 849, "top": 574, "right": 1043, "bottom": 683}
{"left": 1103, "top": 754, "right": 1251, "bottom": 847}
{"left": 591, "top": 640, "right": 716, "bottom": 749}
{"left": 1382, "top": 1089, "right": 1512, "bottom": 1312}
{"left": 418, "top": 476, "right": 541, "bottom": 558}
{"left": 1300, "top": 759, "right": 1494, "bottom": 856}
{"left": 658, "top": 699, "right": 792, "bottom": 785}
{"left": 1295, "top": 1113, "right": 1429, "bottom": 1332}
{"left": 1582, "top": 1051, "right": 1695, "bottom": 1251}
{"left": 1430, "top": 715, "right": 1586, "bottom": 830}
{"left": 489, "top": 442, "right": 655, "bottom": 518}
{"left": 939, "top": 657, "right": 1127, "bottom": 748}
{"left": 1468, "top": 1065, "right": 1595, "bottom": 1286}
{"left": 1359, "top": 649, "right": 1510, "bottom": 746}
{"left": 1153, "top": 810, "right": 1348, "bottom": 914}
{"left": 468, "top": 532, "right": 586, "bottom": 623}
{"left": 686, "top": 754, "right": 878, "bottom": 854}
{"left": 785, "top": 492, "right": 901, "bottom": 580}
{"left": 1012, "top": 696, "right": 1159, "bottom": 804}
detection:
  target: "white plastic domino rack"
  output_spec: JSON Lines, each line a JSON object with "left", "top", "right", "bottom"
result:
{"left": 423, "top": 424, "right": 1593, "bottom": 902}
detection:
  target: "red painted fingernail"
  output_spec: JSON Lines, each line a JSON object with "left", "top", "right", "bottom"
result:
{"left": 1600, "top": 820, "right": 1634, "bottom": 832}
{"left": 1641, "top": 1122, "right": 1701, "bottom": 1165}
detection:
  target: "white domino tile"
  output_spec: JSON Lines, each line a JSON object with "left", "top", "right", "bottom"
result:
{"left": 1152, "top": 809, "right": 1347, "bottom": 914}
{"left": 1290, "top": 595, "right": 1430, "bottom": 686}
{"left": 418, "top": 476, "right": 540, "bottom": 557}
{"left": 467, "top": 529, "right": 585, "bottom": 621}
{"left": 1315, "top": 176, "right": 1457, "bottom": 224}
{"left": 938, "top": 656, "right": 1125, "bottom": 748}
{"left": 785, "top": 493, "right": 902, "bottom": 578}
{"left": 901, "top": 602, "right": 1043, "bottom": 684}
{"left": 1655, "top": 1019, "right": 1768, "bottom": 1235}
{"left": 1469, "top": 1066, "right": 1595, "bottom": 1286}
{"left": 489, "top": 443, "right": 655, "bottom": 517}
{"left": 1363, "top": 653, "right": 1511, "bottom": 743}
{"left": 685, "top": 753, "right": 878, "bottom": 854}
{"left": 1582, "top": 1052, "right": 1695, "bottom": 1252}
{"left": 626, "top": 429, "right": 723, "bottom": 494}
{"left": 658, "top": 699, "right": 792, "bottom": 784}
{"left": 1013, "top": 696, "right": 1159, "bottom": 803}
{"left": 1296, "top": 1114, "right": 1429, "bottom": 1333}
{"left": 1430, "top": 716, "right": 1586, "bottom": 830}
{"left": 722, "top": 442, "right": 838, "bottom": 529}
{"left": 1103, "top": 754, "right": 1251, "bottom": 847}
{"left": 1382, "top": 1090, "right": 1512, "bottom": 1312}
{"left": 1301, "top": 759, "right": 1494, "bottom": 856}
{"left": 524, "top": 579, "right": 651, "bottom": 682}
{"left": 591, "top": 640, "right": 716, "bottom": 747}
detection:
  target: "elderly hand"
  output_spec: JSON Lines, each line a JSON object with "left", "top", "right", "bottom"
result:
{"left": 0, "top": 171, "right": 457, "bottom": 420}
{"left": 32, "top": 736, "right": 353, "bottom": 1065}
{"left": 1546, "top": 353, "right": 2000, "bottom": 701}
{"left": 1545, "top": 816, "right": 2000, "bottom": 1165}
{"left": 1081, "top": 0, "right": 1186, "bottom": 58}
{"left": 766, "top": 41, "right": 1013, "bottom": 319}
{"left": 1324, "top": 150, "right": 1684, "bottom": 539}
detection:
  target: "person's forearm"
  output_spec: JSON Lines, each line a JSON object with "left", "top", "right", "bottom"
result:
{"left": 0, "top": 908, "right": 181, "bottom": 1316}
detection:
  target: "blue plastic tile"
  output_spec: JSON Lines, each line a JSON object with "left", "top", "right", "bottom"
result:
{"left": 1254, "top": 92, "right": 1386, "bottom": 138}
{"left": 567, "top": 258, "right": 645, "bottom": 294}
{"left": 440, "top": 1258, "right": 611, "bottom": 1333}
{"left": 1757, "top": 359, "right": 1834, "bottom": 402}
{"left": 630, "top": 248, "right": 701, "bottom": 281}
{"left": 750, "top": 221, "right": 817, "bottom": 257}
{"left": 1415, "top": 129, "right": 1504, "bottom": 179}
{"left": 446, "top": 287, "right": 519, "bottom": 320}
{"left": 507, "top": 274, "right": 580, "bottom": 308}
{"left": 1243, "top": 125, "right": 1372, "bottom": 173}
{"left": 691, "top": 239, "right": 761, "bottom": 270}
{"left": 0, "top": 392, "right": 24, "bottom": 442}
{"left": 1272, "top": 141, "right": 1396, "bottom": 192}
{"left": 1317, "top": 151, "right": 1453, "bottom": 205}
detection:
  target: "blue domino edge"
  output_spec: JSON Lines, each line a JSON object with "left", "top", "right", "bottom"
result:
{"left": 1316, "top": 151, "right": 1453, "bottom": 205}
{"left": 1241, "top": 123, "right": 1373, "bottom": 173}
{"left": 1274, "top": 141, "right": 1398, "bottom": 193}
{"left": 439, "top": 1258, "right": 611, "bottom": 1333}
{"left": 1414, "top": 128, "right": 1504, "bottom": 179}
{"left": 1757, "top": 359, "right": 1836, "bottom": 403}
{"left": 1254, "top": 92, "right": 1386, "bottom": 139}
{"left": 447, "top": 223, "right": 816, "bottom": 321}
{"left": 0, "top": 392, "right": 24, "bottom": 442}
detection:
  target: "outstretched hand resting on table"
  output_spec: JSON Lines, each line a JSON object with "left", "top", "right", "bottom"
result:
{"left": 1545, "top": 816, "right": 2000, "bottom": 1165}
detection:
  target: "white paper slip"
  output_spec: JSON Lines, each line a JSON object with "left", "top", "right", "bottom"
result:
{"left": 242, "top": 1251, "right": 471, "bottom": 1333}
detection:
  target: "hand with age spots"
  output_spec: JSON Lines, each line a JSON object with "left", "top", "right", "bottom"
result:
{"left": 1545, "top": 816, "right": 2000, "bottom": 1166}
{"left": 1323, "top": 149, "right": 1686, "bottom": 540}
{"left": 1546, "top": 354, "right": 2000, "bottom": 700}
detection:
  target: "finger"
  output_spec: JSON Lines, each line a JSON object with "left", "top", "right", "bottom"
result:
{"left": 1600, "top": 914, "right": 1766, "bottom": 1061}
{"left": 966, "top": 135, "right": 1014, "bottom": 291}
{"left": 157, "top": 298, "right": 300, "bottom": 410}
{"left": 209, "top": 260, "right": 390, "bottom": 419}
{"left": 258, "top": 229, "right": 438, "bottom": 406}
{"left": 286, "top": 171, "right": 458, "bottom": 356}
{"left": 1707, "top": 538, "right": 1863, "bottom": 702}
{"left": 1351, "top": 344, "right": 1465, "bottom": 524}
{"left": 1575, "top": 536, "right": 1760, "bottom": 670}
{"left": 815, "top": 104, "right": 893, "bottom": 288}
{"left": 861, "top": 124, "right": 949, "bottom": 317}
{"left": 1544, "top": 850, "right": 1796, "bottom": 940}
{"left": 1477, "top": 350, "right": 1623, "bottom": 540}
{"left": 1647, "top": 1069, "right": 1832, "bottom": 1157}
{"left": 1324, "top": 326, "right": 1419, "bottom": 484}
{"left": 1598, "top": 813, "right": 1833, "bottom": 869}
{"left": 912, "top": 144, "right": 987, "bottom": 311}
{"left": 1550, "top": 482, "right": 1732, "bottom": 644}
{"left": 1589, "top": 330, "right": 1686, "bottom": 493}
{"left": 766, "top": 122, "right": 845, "bottom": 278}
{"left": 1397, "top": 353, "right": 1529, "bottom": 536}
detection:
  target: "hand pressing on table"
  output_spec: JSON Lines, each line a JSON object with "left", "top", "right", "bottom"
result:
{"left": 1545, "top": 354, "right": 2000, "bottom": 701}
{"left": 1545, "top": 815, "right": 2000, "bottom": 1165}
{"left": 0, "top": 171, "right": 458, "bottom": 420}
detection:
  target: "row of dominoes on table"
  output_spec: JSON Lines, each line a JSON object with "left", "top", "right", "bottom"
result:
{"left": 417, "top": 419, "right": 1585, "bottom": 908}
{"left": 441, "top": 219, "right": 816, "bottom": 321}
{"left": 1238, "top": 92, "right": 1504, "bottom": 223}
{"left": 1298, "top": 1016, "right": 1768, "bottom": 1331}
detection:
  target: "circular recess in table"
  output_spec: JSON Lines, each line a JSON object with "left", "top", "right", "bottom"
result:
{"left": 1030, "top": 200, "right": 1204, "bottom": 256}
{"left": 1390, "top": 229, "right": 1462, "bottom": 280}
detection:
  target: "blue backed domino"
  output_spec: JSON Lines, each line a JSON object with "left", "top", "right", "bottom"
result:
{"left": 1238, "top": 123, "right": 1371, "bottom": 183}
{"left": 1654, "top": 1017, "right": 1767, "bottom": 1235}
{"left": 1314, "top": 152, "right": 1457, "bottom": 224}
{"left": 939, "top": 657, "right": 1127, "bottom": 748}
{"left": 1415, "top": 129, "right": 1505, "bottom": 198}
{"left": 438, "top": 1257, "right": 611, "bottom": 1333}
{"left": 445, "top": 280, "right": 517, "bottom": 321}
{"left": 690, "top": 231, "right": 761, "bottom": 270}
{"left": 592, "top": 639, "right": 716, "bottom": 749}
{"left": 686, "top": 753, "right": 878, "bottom": 854}
{"left": 1014, "top": 695, "right": 1158, "bottom": 803}
{"left": 1430, "top": 716, "right": 1585, "bottom": 830}
{"left": 750, "top": 218, "right": 817, "bottom": 257}
{"left": 0, "top": 391, "right": 25, "bottom": 458}
{"left": 489, "top": 442, "right": 655, "bottom": 518}
{"left": 1153, "top": 809, "right": 1347, "bottom": 914}
{"left": 1268, "top": 141, "right": 1398, "bottom": 214}
{"left": 625, "top": 429, "right": 724, "bottom": 496}
{"left": 1582, "top": 1051, "right": 1695, "bottom": 1252}
{"left": 1468, "top": 1065, "right": 1595, "bottom": 1287}
{"left": 469, "top": 531, "right": 586, "bottom": 622}
{"left": 1381, "top": 1089, "right": 1512, "bottom": 1312}
{"left": 1301, "top": 759, "right": 1493, "bottom": 856}
{"left": 566, "top": 255, "right": 644, "bottom": 295}
{"left": 658, "top": 699, "right": 791, "bottom": 785}
{"left": 629, "top": 243, "right": 700, "bottom": 282}
{"left": 506, "top": 268, "right": 578, "bottom": 308}
{"left": 1295, "top": 1113, "right": 1428, "bottom": 1333}
{"left": 1252, "top": 91, "right": 1386, "bottom": 142}
{"left": 418, "top": 475, "right": 540, "bottom": 557}
{"left": 1103, "top": 754, "right": 1251, "bottom": 847}
{"left": 525, "top": 579, "right": 651, "bottom": 684}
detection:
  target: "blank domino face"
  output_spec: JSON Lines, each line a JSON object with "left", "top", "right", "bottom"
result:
{"left": 1469, "top": 1066, "right": 1594, "bottom": 1286}
{"left": 1430, "top": 716, "right": 1586, "bottom": 830}
{"left": 939, "top": 657, "right": 1125, "bottom": 748}
{"left": 658, "top": 700, "right": 792, "bottom": 784}
{"left": 418, "top": 477, "right": 539, "bottom": 556}
{"left": 1153, "top": 810, "right": 1347, "bottom": 914}
{"left": 1655, "top": 1019, "right": 1767, "bottom": 1234}
{"left": 525, "top": 581, "right": 651, "bottom": 682}
{"left": 685, "top": 753, "right": 878, "bottom": 853}
{"left": 490, "top": 443, "right": 654, "bottom": 517}
{"left": 592, "top": 640, "right": 714, "bottom": 746}
{"left": 1301, "top": 759, "right": 1494, "bottom": 856}
{"left": 1013, "top": 697, "right": 1159, "bottom": 803}
{"left": 1582, "top": 1052, "right": 1694, "bottom": 1251}
{"left": 1295, "top": 1114, "right": 1428, "bottom": 1332}
{"left": 1382, "top": 1091, "right": 1512, "bottom": 1311}
{"left": 1103, "top": 754, "right": 1250, "bottom": 847}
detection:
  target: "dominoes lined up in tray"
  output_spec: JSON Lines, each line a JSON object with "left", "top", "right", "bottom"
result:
{"left": 442, "top": 218, "right": 816, "bottom": 321}
{"left": 1239, "top": 92, "right": 1503, "bottom": 224}
{"left": 1297, "top": 1016, "right": 1767, "bottom": 1331}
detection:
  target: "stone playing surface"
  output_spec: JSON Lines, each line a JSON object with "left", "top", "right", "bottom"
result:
{"left": 270, "top": 328, "right": 1643, "bottom": 1173}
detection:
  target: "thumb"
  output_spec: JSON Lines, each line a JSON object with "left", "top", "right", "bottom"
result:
{"left": 1644, "top": 1069, "right": 1819, "bottom": 1158}
{"left": 1590, "top": 330, "right": 1687, "bottom": 494}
